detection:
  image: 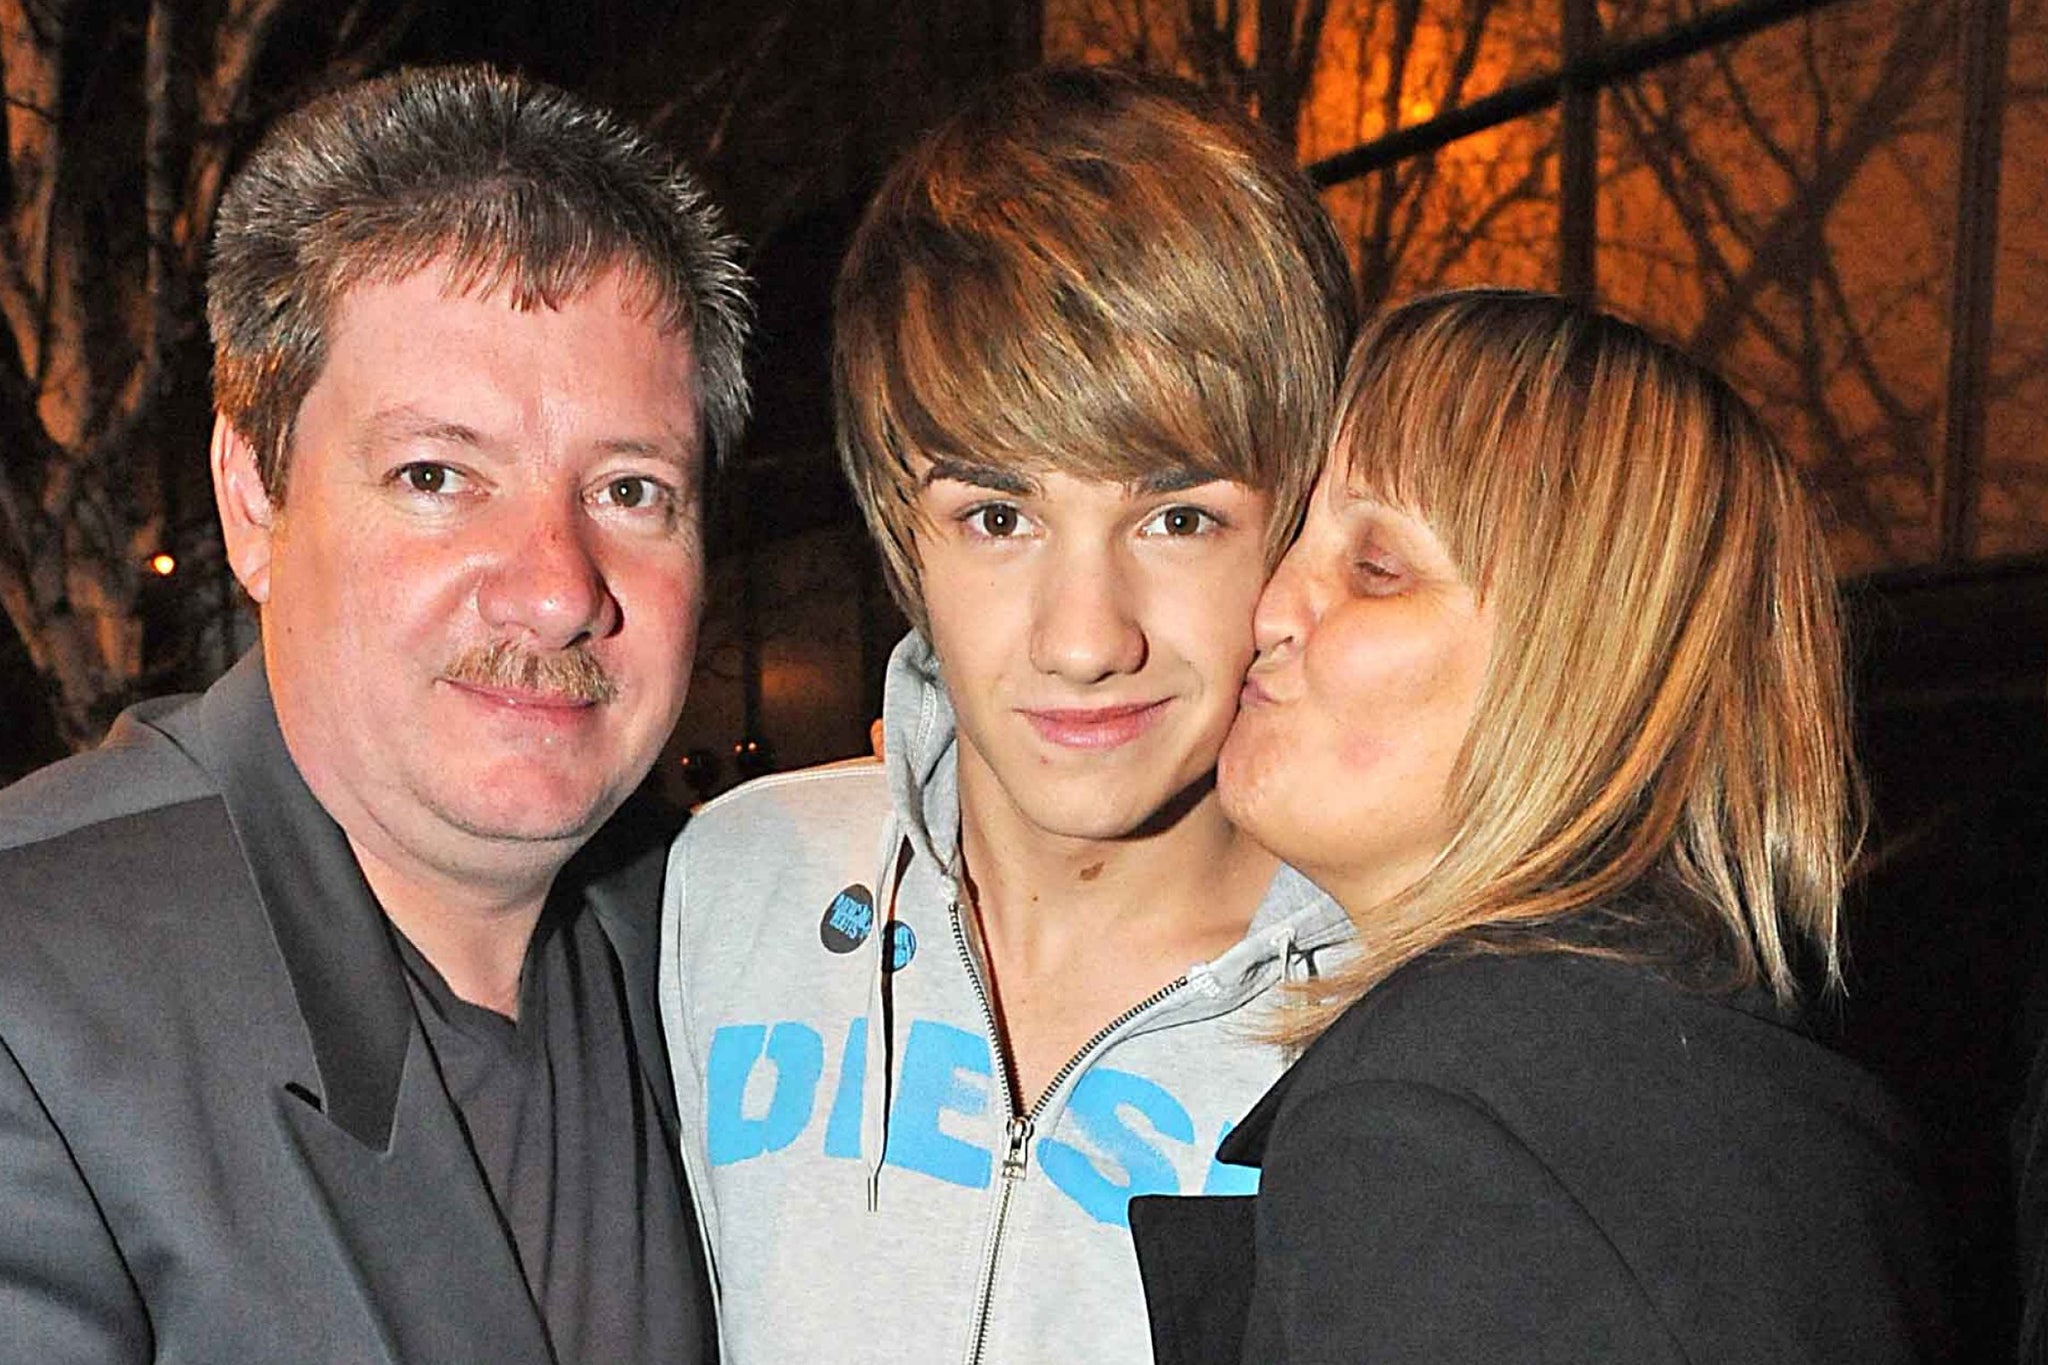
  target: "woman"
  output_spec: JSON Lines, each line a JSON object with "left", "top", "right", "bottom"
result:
{"left": 1130, "top": 289, "right": 1948, "bottom": 1363}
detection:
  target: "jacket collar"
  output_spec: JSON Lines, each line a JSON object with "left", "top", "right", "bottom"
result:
{"left": 150, "top": 652, "right": 586, "bottom": 1364}
{"left": 160, "top": 652, "right": 416, "bottom": 1152}
{"left": 161, "top": 650, "right": 682, "bottom": 1152}
{"left": 549, "top": 788, "right": 686, "bottom": 1143}
{"left": 1216, "top": 1059, "right": 1296, "bottom": 1169}
{"left": 1214, "top": 906, "right": 1806, "bottom": 1175}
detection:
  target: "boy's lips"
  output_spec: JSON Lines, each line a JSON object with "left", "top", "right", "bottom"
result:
{"left": 1018, "top": 699, "right": 1169, "bottom": 750}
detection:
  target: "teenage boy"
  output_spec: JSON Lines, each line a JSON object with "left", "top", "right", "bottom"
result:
{"left": 660, "top": 66, "right": 1355, "bottom": 1364}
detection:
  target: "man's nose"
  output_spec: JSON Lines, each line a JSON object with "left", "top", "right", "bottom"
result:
{"left": 476, "top": 499, "right": 619, "bottom": 649}
{"left": 1029, "top": 550, "right": 1147, "bottom": 684}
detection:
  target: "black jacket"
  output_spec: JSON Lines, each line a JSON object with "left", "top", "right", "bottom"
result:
{"left": 1131, "top": 928, "right": 1949, "bottom": 1364}
{"left": 0, "top": 654, "right": 714, "bottom": 1364}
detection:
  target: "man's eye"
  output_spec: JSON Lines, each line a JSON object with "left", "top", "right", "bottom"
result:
{"left": 396, "top": 463, "right": 462, "bottom": 495}
{"left": 598, "top": 476, "right": 666, "bottom": 510}
{"left": 1143, "top": 505, "right": 1216, "bottom": 537}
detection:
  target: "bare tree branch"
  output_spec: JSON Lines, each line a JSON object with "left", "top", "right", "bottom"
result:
{"left": 1689, "top": 0, "right": 1951, "bottom": 359}
{"left": 324, "top": 0, "right": 425, "bottom": 87}
{"left": 0, "top": 0, "right": 64, "bottom": 384}
{"left": 639, "top": 6, "right": 797, "bottom": 160}
{"left": 0, "top": 0, "right": 424, "bottom": 750}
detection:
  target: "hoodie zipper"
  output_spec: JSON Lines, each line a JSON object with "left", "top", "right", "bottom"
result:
{"left": 950, "top": 897, "right": 1189, "bottom": 1365}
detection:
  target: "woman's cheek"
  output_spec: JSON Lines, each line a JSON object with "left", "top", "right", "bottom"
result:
{"left": 1333, "top": 728, "right": 1395, "bottom": 779}
{"left": 1219, "top": 717, "right": 1285, "bottom": 830}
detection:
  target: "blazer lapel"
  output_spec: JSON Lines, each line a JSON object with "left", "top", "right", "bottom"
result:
{"left": 176, "top": 654, "right": 553, "bottom": 1365}
{"left": 1128, "top": 1060, "right": 1300, "bottom": 1365}
{"left": 1214, "top": 1059, "right": 1296, "bottom": 1168}
{"left": 192, "top": 656, "right": 411, "bottom": 1149}
{"left": 1128, "top": 1192, "right": 1258, "bottom": 1365}
{"left": 559, "top": 795, "right": 722, "bottom": 1341}
{"left": 571, "top": 792, "right": 685, "bottom": 1144}
{"left": 276, "top": 1026, "right": 555, "bottom": 1365}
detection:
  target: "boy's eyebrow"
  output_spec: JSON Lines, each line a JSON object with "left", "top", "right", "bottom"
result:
{"left": 1133, "top": 467, "right": 1219, "bottom": 495}
{"left": 919, "top": 459, "right": 1036, "bottom": 496}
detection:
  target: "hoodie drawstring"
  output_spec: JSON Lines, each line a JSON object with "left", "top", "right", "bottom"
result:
{"left": 1274, "top": 923, "right": 1306, "bottom": 985}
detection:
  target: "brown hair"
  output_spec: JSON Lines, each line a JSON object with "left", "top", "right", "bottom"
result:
{"left": 834, "top": 65, "right": 1356, "bottom": 630}
{"left": 208, "top": 63, "right": 752, "bottom": 498}
{"left": 1287, "top": 288, "right": 1858, "bottom": 1039}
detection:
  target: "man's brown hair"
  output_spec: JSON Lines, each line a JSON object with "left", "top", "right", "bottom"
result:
{"left": 208, "top": 64, "right": 752, "bottom": 499}
{"left": 834, "top": 65, "right": 1355, "bottom": 629}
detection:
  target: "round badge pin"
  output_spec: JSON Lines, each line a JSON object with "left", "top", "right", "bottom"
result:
{"left": 819, "top": 885, "right": 876, "bottom": 954}
{"left": 886, "top": 921, "right": 917, "bottom": 972}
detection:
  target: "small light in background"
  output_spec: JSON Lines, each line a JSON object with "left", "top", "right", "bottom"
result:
{"left": 148, "top": 552, "right": 177, "bottom": 577}
{"left": 733, "top": 734, "right": 775, "bottom": 781}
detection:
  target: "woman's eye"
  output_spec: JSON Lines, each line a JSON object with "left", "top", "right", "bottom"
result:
{"left": 1144, "top": 505, "right": 1216, "bottom": 537}
{"left": 1350, "top": 553, "right": 1405, "bottom": 594}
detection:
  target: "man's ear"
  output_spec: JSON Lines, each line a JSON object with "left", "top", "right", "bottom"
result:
{"left": 211, "top": 416, "right": 276, "bottom": 606}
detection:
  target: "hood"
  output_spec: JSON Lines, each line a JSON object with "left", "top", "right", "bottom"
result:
{"left": 855, "top": 630, "right": 959, "bottom": 1207}
{"left": 1168, "top": 862, "right": 1352, "bottom": 1023}
{"left": 880, "top": 630, "right": 961, "bottom": 874}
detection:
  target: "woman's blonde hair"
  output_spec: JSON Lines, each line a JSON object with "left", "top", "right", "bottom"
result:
{"left": 1289, "top": 288, "right": 1859, "bottom": 1041}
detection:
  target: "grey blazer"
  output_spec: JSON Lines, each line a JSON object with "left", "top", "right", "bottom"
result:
{"left": 0, "top": 653, "right": 714, "bottom": 1364}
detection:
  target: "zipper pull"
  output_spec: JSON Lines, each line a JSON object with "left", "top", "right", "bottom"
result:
{"left": 1001, "top": 1115, "right": 1034, "bottom": 1181}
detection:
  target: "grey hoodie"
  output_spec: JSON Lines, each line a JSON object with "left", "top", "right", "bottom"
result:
{"left": 659, "top": 633, "right": 1351, "bottom": 1365}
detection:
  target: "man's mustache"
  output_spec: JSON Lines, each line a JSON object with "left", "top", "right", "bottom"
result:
{"left": 443, "top": 640, "right": 618, "bottom": 705}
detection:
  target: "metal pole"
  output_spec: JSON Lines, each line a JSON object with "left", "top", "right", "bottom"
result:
{"left": 1559, "top": 0, "right": 1600, "bottom": 303}
{"left": 738, "top": 502, "right": 763, "bottom": 748}
{"left": 1939, "top": 0, "right": 2011, "bottom": 564}
{"left": 1308, "top": 0, "right": 1856, "bottom": 188}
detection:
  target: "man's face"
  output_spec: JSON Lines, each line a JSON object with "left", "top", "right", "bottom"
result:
{"left": 912, "top": 461, "right": 1271, "bottom": 845}
{"left": 215, "top": 264, "right": 704, "bottom": 888}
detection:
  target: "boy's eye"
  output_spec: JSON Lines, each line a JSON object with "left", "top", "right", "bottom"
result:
{"left": 1142, "top": 505, "right": 1217, "bottom": 537}
{"left": 970, "top": 504, "right": 1022, "bottom": 537}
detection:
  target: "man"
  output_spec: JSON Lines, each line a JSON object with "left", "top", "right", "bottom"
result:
{"left": 660, "top": 67, "right": 1355, "bottom": 1364}
{"left": 0, "top": 65, "right": 747, "bottom": 1364}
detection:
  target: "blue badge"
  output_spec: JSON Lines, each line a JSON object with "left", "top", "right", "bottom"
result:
{"left": 886, "top": 921, "right": 918, "bottom": 972}
{"left": 819, "top": 886, "right": 875, "bottom": 954}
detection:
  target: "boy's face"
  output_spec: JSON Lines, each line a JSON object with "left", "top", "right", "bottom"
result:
{"left": 912, "top": 458, "right": 1271, "bottom": 845}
